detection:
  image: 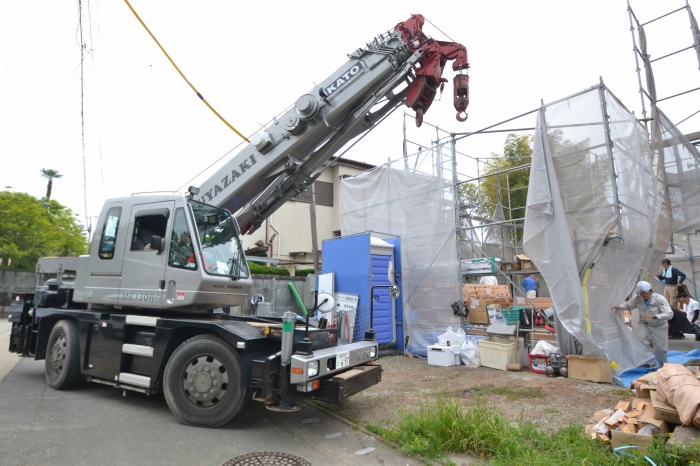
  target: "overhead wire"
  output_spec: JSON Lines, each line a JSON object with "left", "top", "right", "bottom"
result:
{"left": 123, "top": 0, "right": 249, "bottom": 143}
{"left": 77, "top": 0, "right": 89, "bottom": 237}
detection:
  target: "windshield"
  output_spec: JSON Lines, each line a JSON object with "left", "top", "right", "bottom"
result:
{"left": 189, "top": 200, "right": 249, "bottom": 279}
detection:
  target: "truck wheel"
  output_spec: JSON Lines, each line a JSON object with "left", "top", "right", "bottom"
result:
{"left": 45, "top": 320, "right": 81, "bottom": 389}
{"left": 163, "top": 335, "right": 249, "bottom": 427}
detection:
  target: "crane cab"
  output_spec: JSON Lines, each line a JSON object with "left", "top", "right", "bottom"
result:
{"left": 73, "top": 194, "right": 251, "bottom": 313}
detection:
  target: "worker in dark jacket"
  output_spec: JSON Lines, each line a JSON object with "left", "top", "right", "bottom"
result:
{"left": 656, "top": 259, "right": 686, "bottom": 308}
{"left": 667, "top": 306, "right": 696, "bottom": 340}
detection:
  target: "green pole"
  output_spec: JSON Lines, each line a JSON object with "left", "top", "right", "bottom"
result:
{"left": 288, "top": 282, "right": 308, "bottom": 317}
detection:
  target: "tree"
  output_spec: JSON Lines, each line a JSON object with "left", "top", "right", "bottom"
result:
{"left": 0, "top": 191, "right": 88, "bottom": 269}
{"left": 459, "top": 131, "right": 592, "bottom": 246}
{"left": 459, "top": 134, "right": 533, "bottom": 245}
{"left": 40, "top": 168, "right": 63, "bottom": 201}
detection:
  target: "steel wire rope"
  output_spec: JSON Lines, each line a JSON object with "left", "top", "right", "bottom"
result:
{"left": 123, "top": 0, "right": 249, "bottom": 143}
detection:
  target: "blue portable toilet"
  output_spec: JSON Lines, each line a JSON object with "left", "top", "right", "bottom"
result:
{"left": 322, "top": 232, "right": 403, "bottom": 354}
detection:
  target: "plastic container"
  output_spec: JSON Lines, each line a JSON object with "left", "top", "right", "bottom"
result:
{"left": 477, "top": 337, "right": 515, "bottom": 370}
{"left": 427, "top": 344, "right": 460, "bottom": 366}
{"left": 501, "top": 308, "right": 522, "bottom": 325}
{"left": 528, "top": 353, "right": 549, "bottom": 374}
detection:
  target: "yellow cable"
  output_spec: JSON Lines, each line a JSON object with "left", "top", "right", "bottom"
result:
{"left": 123, "top": 0, "right": 250, "bottom": 143}
{"left": 581, "top": 268, "right": 592, "bottom": 334}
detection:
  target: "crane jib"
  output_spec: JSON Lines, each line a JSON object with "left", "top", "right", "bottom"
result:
{"left": 322, "top": 62, "right": 365, "bottom": 98}
{"left": 198, "top": 154, "right": 259, "bottom": 204}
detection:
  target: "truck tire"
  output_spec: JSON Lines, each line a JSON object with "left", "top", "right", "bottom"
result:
{"left": 45, "top": 320, "right": 81, "bottom": 389}
{"left": 163, "top": 335, "right": 250, "bottom": 427}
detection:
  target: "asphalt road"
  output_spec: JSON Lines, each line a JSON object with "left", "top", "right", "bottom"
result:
{"left": 0, "top": 317, "right": 418, "bottom": 466}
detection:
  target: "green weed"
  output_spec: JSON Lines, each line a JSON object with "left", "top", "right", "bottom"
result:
{"left": 375, "top": 396, "right": 700, "bottom": 465}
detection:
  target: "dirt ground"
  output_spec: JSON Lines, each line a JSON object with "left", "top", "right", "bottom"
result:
{"left": 330, "top": 354, "right": 632, "bottom": 432}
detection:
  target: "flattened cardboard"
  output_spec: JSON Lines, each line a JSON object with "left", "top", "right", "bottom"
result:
{"left": 610, "top": 397, "right": 670, "bottom": 450}
{"left": 567, "top": 355, "right": 613, "bottom": 383}
{"left": 650, "top": 390, "right": 682, "bottom": 425}
{"left": 635, "top": 384, "right": 655, "bottom": 399}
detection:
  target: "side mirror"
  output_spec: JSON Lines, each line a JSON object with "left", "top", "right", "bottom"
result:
{"left": 150, "top": 235, "right": 165, "bottom": 253}
{"left": 302, "top": 274, "right": 317, "bottom": 309}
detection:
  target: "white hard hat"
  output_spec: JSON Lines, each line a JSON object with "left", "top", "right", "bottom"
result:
{"left": 636, "top": 281, "right": 652, "bottom": 293}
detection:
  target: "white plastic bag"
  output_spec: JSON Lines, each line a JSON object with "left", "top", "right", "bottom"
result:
{"left": 530, "top": 340, "right": 559, "bottom": 357}
{"left": 460, "top": 338, "right": 480, "bottom": 367}
{"left": 437, "top": 326, "right": 466, "bottom": 348}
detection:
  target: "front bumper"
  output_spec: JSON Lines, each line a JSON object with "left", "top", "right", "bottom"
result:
{"left": 310, "top": 364, "right": 382, "bottom": 403}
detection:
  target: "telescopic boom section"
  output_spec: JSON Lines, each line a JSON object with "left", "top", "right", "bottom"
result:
{"left": 196, "top": 14, "right": 470, "bottom": 235}
{"left": 394, "top": 14, "right": 470, "bottom": 126}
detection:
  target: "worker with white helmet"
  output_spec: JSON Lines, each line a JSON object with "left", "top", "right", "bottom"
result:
{"left": 613, "top": 281, "right": 673, "bottom": 368}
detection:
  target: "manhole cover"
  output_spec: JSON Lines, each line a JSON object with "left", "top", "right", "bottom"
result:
{"left": 222, "top": 452, "right": 311, "bottom": 466}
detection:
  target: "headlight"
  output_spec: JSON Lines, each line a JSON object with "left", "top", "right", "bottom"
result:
{"left": 308, "top": 360, "right": 319, "bottom": 377}
{"left": 369, "top": 346, "right": 377, "bottom": 358}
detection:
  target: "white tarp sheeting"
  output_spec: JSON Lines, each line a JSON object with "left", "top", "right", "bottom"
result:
{"left": 523, "top": 83, "right": 700, "bottom": 376}
{"left": 340, "top": 147, "right": 460, "bottom": 355}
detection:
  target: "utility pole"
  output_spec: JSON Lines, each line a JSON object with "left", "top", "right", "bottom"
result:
{"left": 310, "top": 183, "right": 320, "bottom": 273}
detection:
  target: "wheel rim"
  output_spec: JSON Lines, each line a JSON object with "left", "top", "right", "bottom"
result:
{"left": 48, "top": 334, "right": 67, "bottom": 375}
{"left": 182, "top": 354, "right": 229, "bottom": 407}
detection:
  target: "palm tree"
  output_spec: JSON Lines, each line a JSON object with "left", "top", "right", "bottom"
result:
{"left": 40, "top": 168, "right": 63, "bottom": 201}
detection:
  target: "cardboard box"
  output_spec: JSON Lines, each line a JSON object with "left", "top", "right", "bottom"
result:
{"left": 463, "top": 284, "right": 511, "bottom": 299}
{"left": 567, "top": 355, "right": 612, "bottom": 383}
{"left": 468, "top": 298, "right": 497, "bottom": 313}
{"left": 515, "top": 254, "right": 536, "bottom": 271}
{"left": 528, "top": 297, "right": 553, "bottom": 310}
{"left": 610, "top": 428, "right": 668, "bottom": 450}
{"left": 427, "top": 344, "right": 460, "bottom": 367}
{"left": 501, "top": 262, "right": 516, "bottom": 272}
{"left": 467, "top": 308, "right": 490, "bottom": 324}
{"left": 650, "top": 391, "right": 682, "bottom": 424}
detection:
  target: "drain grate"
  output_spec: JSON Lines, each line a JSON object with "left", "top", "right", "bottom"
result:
{"left": 222, "top": 452, "right": 311, "bottom": 466}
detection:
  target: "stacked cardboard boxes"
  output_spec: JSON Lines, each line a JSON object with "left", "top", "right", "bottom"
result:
{"left": 515, "top": 254, "right": 537, "bottom": 271}
{"left": 528, "top": 297, "right": 553, "bottom": 310}
{"left": 463, "top": 284, "right": 513, "bottom": 324}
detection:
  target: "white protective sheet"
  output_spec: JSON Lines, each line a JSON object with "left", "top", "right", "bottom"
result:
{"left": 523, "top": 85, "right": 676, "bottom": 374}
{"left": 340, "top": 148, "right": 461, "bottom": 355}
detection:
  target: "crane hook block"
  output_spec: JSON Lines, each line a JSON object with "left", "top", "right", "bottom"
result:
{"left": 453, "top": 74, "right": 469, "bottom": 122}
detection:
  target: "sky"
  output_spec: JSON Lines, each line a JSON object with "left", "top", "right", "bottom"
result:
{"left": 1, "top": 0, "right": 699, "bottom": 235}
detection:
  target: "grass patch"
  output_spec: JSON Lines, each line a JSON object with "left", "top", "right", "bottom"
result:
{"left": 472, "top": 385, "right": 541, "bottom": 401}
{"left": 374, "top": 396, "right": 700, "bottom": 465}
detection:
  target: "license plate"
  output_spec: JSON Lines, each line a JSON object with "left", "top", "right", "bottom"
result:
{"left": 337, "top": 351, "right": 350, "bottom": 369}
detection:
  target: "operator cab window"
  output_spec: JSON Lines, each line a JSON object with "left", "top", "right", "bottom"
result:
{"left": 98, "top": 207, "right": 121, "bottom": 260}
{"left": 168, "top": 208, "right": 197, "bottom": 270}
{"left": 131, "top": 210, "right": 168, "bottom": 251}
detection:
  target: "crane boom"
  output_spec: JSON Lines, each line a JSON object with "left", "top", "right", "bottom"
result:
{"left": 194, "top": 14, "right": 469, "bottom": 234}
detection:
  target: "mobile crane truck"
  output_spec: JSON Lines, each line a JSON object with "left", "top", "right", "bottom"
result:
{"left": 8, "top": 14, "right": 469, "bottom": 427}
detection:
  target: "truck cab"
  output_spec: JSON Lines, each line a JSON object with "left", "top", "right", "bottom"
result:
{"left": 73, "top": 194, "right": 252, "bottom": 313}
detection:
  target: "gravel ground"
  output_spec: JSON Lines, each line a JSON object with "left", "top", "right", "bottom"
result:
{"left": 329, "top": 354, "right": 632, "bottom": 432}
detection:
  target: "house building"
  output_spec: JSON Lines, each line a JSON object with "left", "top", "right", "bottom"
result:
{"left": 241, "top": 157, "right": 374, "bottom": 274}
